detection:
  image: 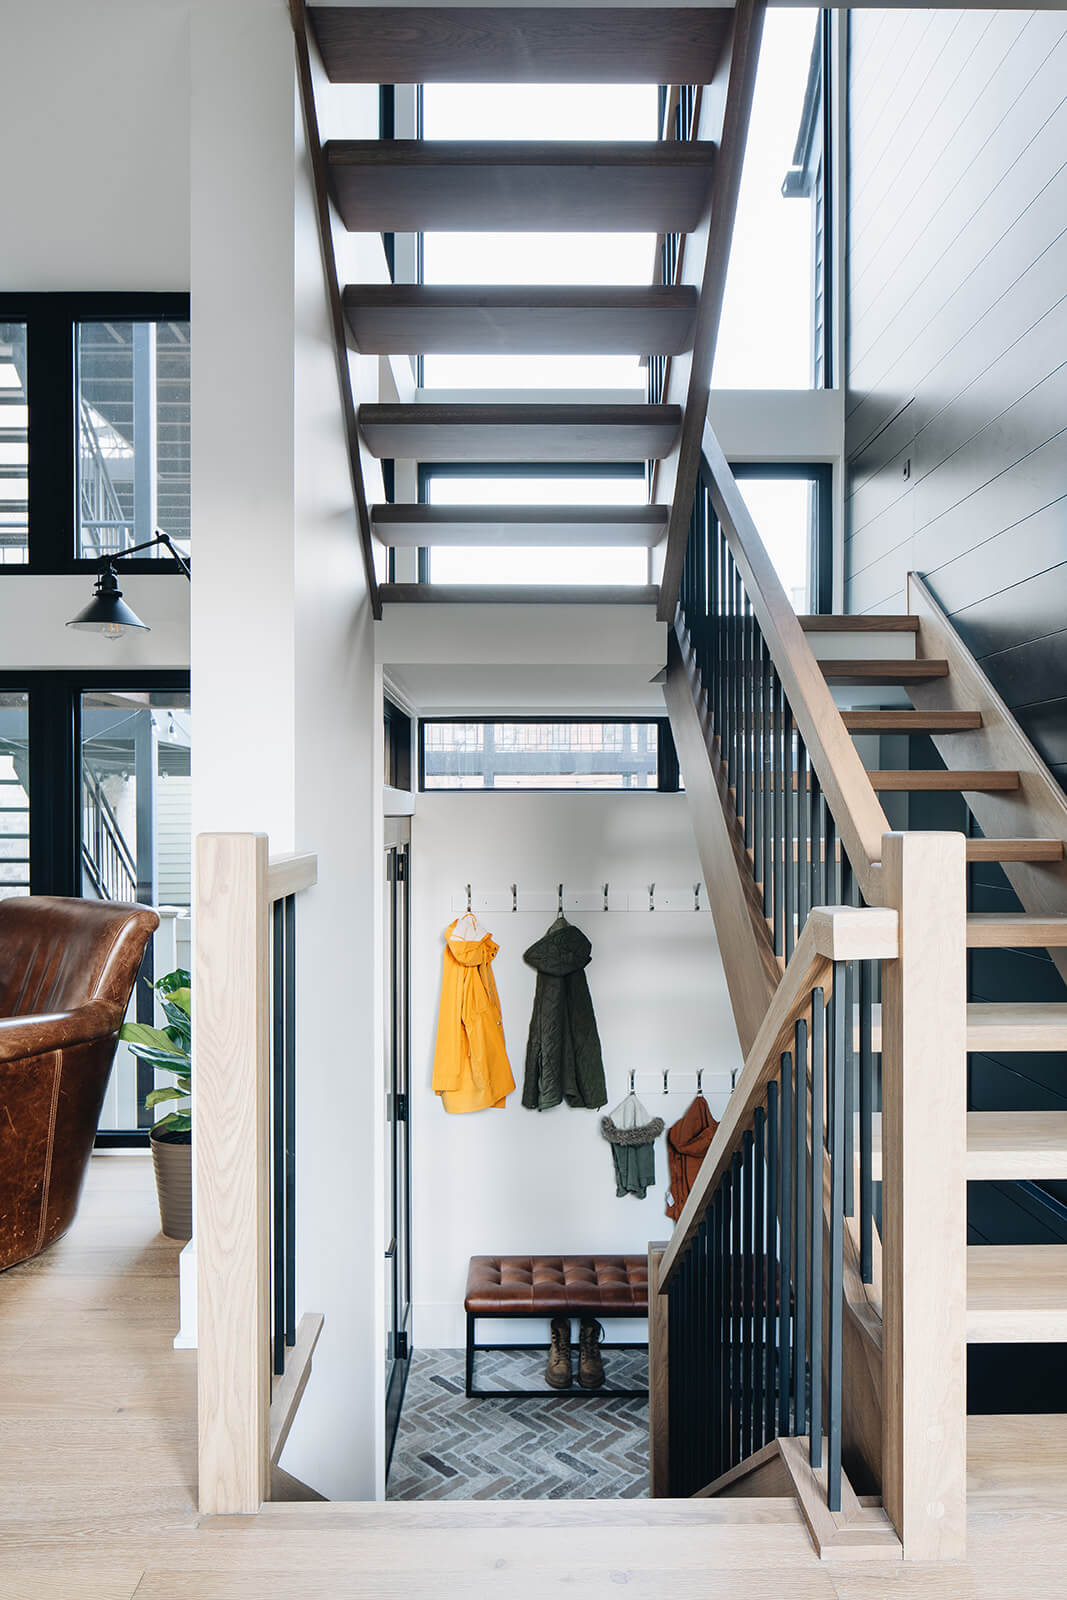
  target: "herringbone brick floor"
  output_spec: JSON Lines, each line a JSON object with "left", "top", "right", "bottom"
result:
{"left": 387, "top": 1347, "right": 650, "bottom": 1500}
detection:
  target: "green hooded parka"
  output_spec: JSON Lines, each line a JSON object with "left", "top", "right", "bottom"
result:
{"left": 521, "top": 916, "right": 607, "bottom": 1111}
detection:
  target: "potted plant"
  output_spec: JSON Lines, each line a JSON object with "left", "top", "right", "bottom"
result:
{"left": 121, "top": 969, "right": 192, "bottom": 1240}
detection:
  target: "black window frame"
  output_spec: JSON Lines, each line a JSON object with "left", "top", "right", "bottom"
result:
{"left": 418, "top": 716, "right": 680, "bottom": 794}
{"left": 731, "top": 461, "right": 833, "bottom": 616}
{"left": 0, "top": 292, "right": 191, "bottom": 575}
{"left": 0, "top": 669, "right": 191, "bottom": 1147}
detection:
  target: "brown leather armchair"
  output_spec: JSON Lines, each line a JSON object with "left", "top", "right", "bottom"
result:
{"left": 0, "top": 895, "right": 160, "bottom": 1271}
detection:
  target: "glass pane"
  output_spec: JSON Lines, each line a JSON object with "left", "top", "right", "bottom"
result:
{"left": 421, "top": 83, "right": 657, "bottom": 389}
{"left": 0, "top": 323, "right": 29, "bottom": 566}
{"left": 76, "top": 321, "right": 191, "bottom": 558}
{"left": 82, "top": 690, "right": 192, "bottom": 1133}
{"left": 423, "top": 722, "right": 659, "bottom": 790}
{"left": 0, "top": 693, "right": 30, "bottom": 899}
{"left": 426, "top": 471, "right": 649, "bottom": 585}
{"left": 712, "top": 8, "right": 820, "bottom": 388}
{"left": 737, "top": 477, "right": 816, "bottom": 611}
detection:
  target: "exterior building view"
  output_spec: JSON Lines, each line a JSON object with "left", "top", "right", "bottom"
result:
{"left": 1, "top": 2, "right": 1066, "bottom": 1595}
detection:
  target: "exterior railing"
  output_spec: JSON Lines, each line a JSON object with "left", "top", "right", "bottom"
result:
{"left": 81, "top": 764, "right": 137, "bottom": 902}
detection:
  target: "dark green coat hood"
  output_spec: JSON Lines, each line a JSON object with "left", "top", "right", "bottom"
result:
{"left": 521, "top": 916, "right": 606, "bottom": 1112}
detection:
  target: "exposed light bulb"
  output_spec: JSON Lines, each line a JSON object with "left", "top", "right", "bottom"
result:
{"left": 103, "top": 622, "right": 126, "bottom": 641}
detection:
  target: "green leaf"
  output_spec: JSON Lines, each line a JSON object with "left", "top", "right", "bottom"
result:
{"left": 145, "top": 1086, "right": 189, "bottom": 1108}
{"left": 120, "top": 1023, "right": 182, "bottom": 1054}
{"left": 154, "top": 968, "right": 191, "bottom": 997}
{"left": 161, "top": 987, "right": 191, "bottom": 1019}
{"left": 154, "top": 1110, "right": 192, "bottom": 1135}
{"left": 123, "top": 1042, "right": 191, "bottom": 1071}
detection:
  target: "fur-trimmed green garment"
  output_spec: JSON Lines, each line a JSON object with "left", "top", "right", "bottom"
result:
{"left": 521, "top": 916, "right": 607, "bottom": 1111}
{"left": 600, "top": 1093, "right": 664, "bottom": 1199}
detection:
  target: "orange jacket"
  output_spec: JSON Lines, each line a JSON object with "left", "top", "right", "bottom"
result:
{"left": 665, "top": 1096, "right": 719, "bottom": 1220}
{"left": 432, "top": 921, "right": 515, "bottom": 1114}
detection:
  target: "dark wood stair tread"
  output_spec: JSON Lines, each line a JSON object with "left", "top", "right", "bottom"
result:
{"left": 798, "top": 614, "right": 919, "bottom": 633}
{"left": 821, "top": 659, "right": 950, "bottom": 683}
{"left": 325, "top": 140, "right": 716, "bottom": 232}
{"left": 371, "top": 505, "right": 667, "bottom": 547}
{"left": 311, "top": 7, "right": 732, "bottom": 84}
{"left": 342, "top": 284, "right": 698, "bottom": 356}
{"left": 841, "top": 710, "right": 982, "bottom": 732}
{"left": 358, "top": 402, "right": 680, "bottom": 462}
{"left": 378, "top": 583, "right": 660, "bottom": 605}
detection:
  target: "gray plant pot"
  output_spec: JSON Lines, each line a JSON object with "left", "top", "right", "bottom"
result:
{"left": 150, "top": 1129, "right": 192, "bottom": 1241}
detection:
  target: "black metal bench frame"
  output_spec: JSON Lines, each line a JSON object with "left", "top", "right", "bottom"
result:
{"left": 464, "top": 1309, "right": 649, "bottom": 1399}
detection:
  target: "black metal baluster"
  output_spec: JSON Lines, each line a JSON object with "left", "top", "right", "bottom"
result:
{"left": 753, "top": 630, "right": 764, "bottom": 891}
{"left": 844, "top": 956, "right": 856, "bottom": 1220}
{"left": 675, "top": 1262, "right": 689, "bottom": 1492}
{"left": 793, "top": 1017, "right": 808, "bottom": 1436}
{"left": 710, "top": 1185, "right": 722, "bottom": 1481}
{"left": 753, "top": 1105, "right": 766, "bottom": 1450}
{"left": 719, "top": 1180, "right": 731, "bottom": 1475}
{"left": 798, "top": 734, "right": 811, "bottom": 939}
{"left": 738, "top": 594, "right": 748, "bottom": 844}
{"left": 667, "top": 1272, "right": 679, "bottom": 1495}
{"left": 284, "top": 895, "right": 297, "bottom": 1348}
{"left": 822, "top": 797, "right": 834, "bottom": 910}
{"left": 810, "top": 769, "right": 822, "bottom": 914}
{"left": 742, "top": 1128, "right": 754, "bottom": 1461}
{"left": 777, "top": 1052, "right": 793, "bottom": 1436}
{"left": 764, "top": 1080, "right": 779, "bottom": 1444}
{"left": 828, "top": 968, "right": 847, "bottom": 1512}
{"left": 809, "top": 988, "right": 825, "bottom": 1470}
{"left": 696, "top": 1216, "right": 709, "bottom": 1490}
{"left": 732, "top": 563, "right": 743, "bottom": 796}
{"left": 777, "top": 668, "right": 783, "bottom": 953}
{"left": 763, "top": 646, "right": 774, "bottom": 922}
{"left": 859, "top": 959, "right": 875, "bottom": 1285}
{"left": 731, "top": 1150, "right": 743, "bottom": 1469}
{"left": 784, "top": 704, "right": 796, "bottom": 962}
{"left": 272, "top": 897, "right": 285, "bottom": 1377}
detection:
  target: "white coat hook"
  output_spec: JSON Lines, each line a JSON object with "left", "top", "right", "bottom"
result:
{"left": 663, "top": 1068, "right": 670, "bottom": 1094}
{"left": 510, "top": 883, "right": 518, "bottom": 913}
{"left": 648, "top": 881, "right": 656, "bottom": 912}
{"left": 557, "top": 882, "right": 564, "bottom": 915}
{"left": 603, "top": 881, "right": 610, "bottom": 912}
{"left": 466, "top": 883, "right": 472, "bottom": 912}
{"left": 628, "top": 1069, "right": 636, "bottom": 1095}
{"left": 731, "top": 1068, "right": 738, "bottom": 1091}
{"left": 694, "top": 882, "right": 702, "bottom": 912}
{"left": 697, "top": 1067, "right": 704, "bottom": 1094}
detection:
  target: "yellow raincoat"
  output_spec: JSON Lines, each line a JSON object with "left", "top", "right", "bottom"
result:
{"left": 432, "top": 920, "right": 515, "bottom": 1113}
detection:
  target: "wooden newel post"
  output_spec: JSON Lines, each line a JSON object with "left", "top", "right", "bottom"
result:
{"left": 196, "top": 832, "right": 271, "bottom": 1515}
{"left": 880, "top": 831, "right": 967, "bottom": 1559}
{"left": 648, "top": 1242, "right": 670, "bottom": 1497}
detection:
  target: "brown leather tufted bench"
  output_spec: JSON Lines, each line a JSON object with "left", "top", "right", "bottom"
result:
{"left": 464, "top": 1254, "right": 649, "bottom": 1397}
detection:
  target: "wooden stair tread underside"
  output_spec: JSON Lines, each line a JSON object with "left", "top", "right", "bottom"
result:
{"left": 965, "top": 1004, "right": 1067, "bottom": 1052}
{"left": 867, "top": 770, "right": 1019, "bottom": 792}
{"left": 797, "top": 614, "right": 919, "bottom": 633}
{"left": 378, "top": 583, "right": 660, "bottom": 605}
{"left": 325, "top": 140, "right": 717, "bottom": 232}
{"left": 820, "top": 658, "right": 949, "bottom": 683}
{"left": 357, "top": 402, "right": 680, "bottom": 461}
{"left": 967, "top": 1112, "right": 1067, "bottom": 1180}
{"left": 967, "top": 1245, "right": 1067, "bottom": 1342}
{"left": 966, "top": 913, "right": 1067, "bottom": 948}
{"left": 342, "top": 284, "right": 699, "bottom": 356}
{"left": 840, "top": 710, "right": 982, "bottom": 732}
{"left": 310, "top": 7, "right": 733, "bottom": 84}
{"left": 963, "top": 838, "right": 1064, "bottom": 862}
{"left": 371, "top": 504, "right": 667, "bottom": 547}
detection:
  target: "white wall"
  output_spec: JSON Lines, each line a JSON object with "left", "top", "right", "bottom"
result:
{"left": 0, "top": 0, "right": 192, "bottom": 671}
{"left": 410, "top": 791, "right": 742, "bottom": 1350}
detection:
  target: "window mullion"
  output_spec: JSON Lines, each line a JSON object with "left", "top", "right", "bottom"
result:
{"left": 27, "top": 307, "right": 76, "bottom": 570}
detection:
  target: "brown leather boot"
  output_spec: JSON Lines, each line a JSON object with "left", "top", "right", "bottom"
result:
{"left": 545, "top": 1317, "right": 573, "bottom": 1389}
{"left": 578, "top": 1317, "right": 605, "bottom": 1390}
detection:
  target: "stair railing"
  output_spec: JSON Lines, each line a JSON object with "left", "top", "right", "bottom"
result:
{"left": 81, "top": 763, "right": 137, "bottom": 901}
{"left": 196, "top": 833, "right": 323, "bottom": 1514}
{"left": 658, "top": 424, "right": 969, "bottom": 1561}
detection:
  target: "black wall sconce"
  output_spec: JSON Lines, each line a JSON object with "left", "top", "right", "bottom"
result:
{"left": 66, "top": 531, "right": 191, "bottom": 640}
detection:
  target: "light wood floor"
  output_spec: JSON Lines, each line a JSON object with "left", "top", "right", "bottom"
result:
{"left": 2, "top": 1155, "right": 1066, "bottom": 1598}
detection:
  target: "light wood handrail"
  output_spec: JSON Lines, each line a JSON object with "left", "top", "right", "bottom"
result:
{"left": 659, "top": 904, "right": 898, "bottom": 1287}
{"left": 691, "top": 420, "right": 892, "bottom": 904}
{"left": 267, "top": 852, "right": 318, "bottom": 902}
